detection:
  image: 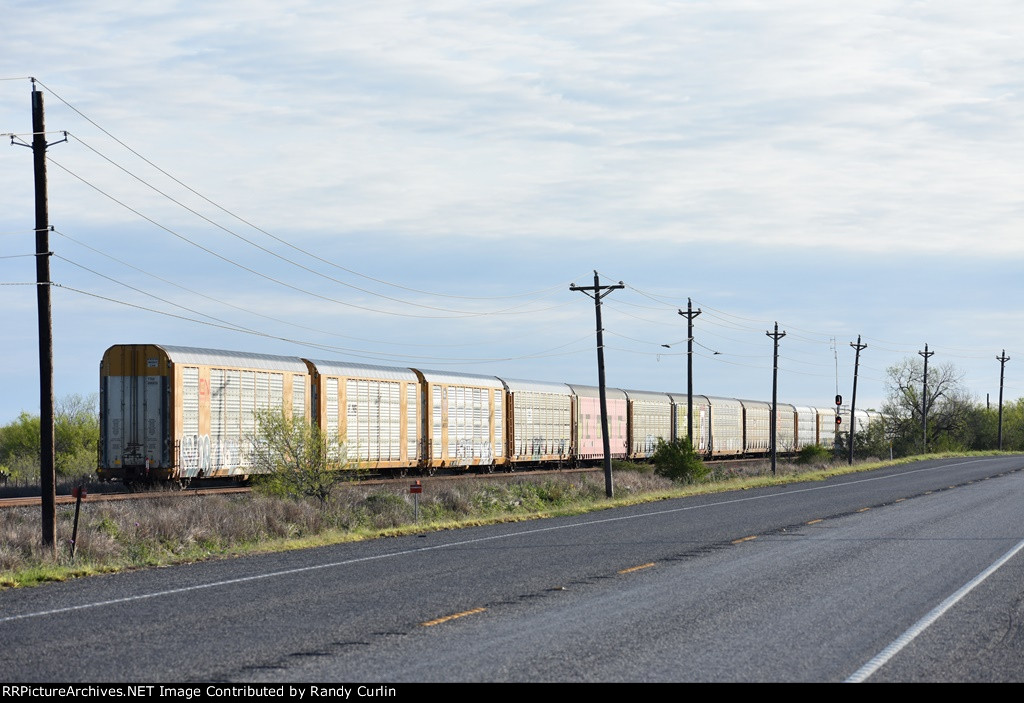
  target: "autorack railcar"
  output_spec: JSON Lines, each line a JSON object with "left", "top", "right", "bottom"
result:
{"left": 304, "top": 359, "right": 421, "bottom": 474}
{"left": 98, "top": 344, "right": 311, "bottom": 483}
{"left": 669, "top": 393, "right": 711, "bottom": 453}
{"left": 567, "top": 384, "right": 628, "bottom": 461}
{"left": 500, "top": 378, "right": 573, "bottom": 468}
{"left": 624, "top": 390, "right": 672, "bottom": 460}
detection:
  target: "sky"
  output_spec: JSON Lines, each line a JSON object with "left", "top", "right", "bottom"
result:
{"left": 2, "top": 1, "right": 1023, "bottom": 425}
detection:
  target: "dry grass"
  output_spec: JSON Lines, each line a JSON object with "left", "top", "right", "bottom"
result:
{"left": 1, "top": 453, "right": 984, "bottom": 588}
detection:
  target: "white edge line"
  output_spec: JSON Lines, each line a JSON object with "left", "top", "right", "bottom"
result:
{"left": 845, "top": 535, "right": 1024, "bottom": 683}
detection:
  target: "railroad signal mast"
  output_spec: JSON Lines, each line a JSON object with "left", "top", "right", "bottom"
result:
{"left": 834, "top": 394, "right": 842, "bottom": 461}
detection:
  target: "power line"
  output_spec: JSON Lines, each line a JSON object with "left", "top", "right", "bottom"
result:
{"left": 47, "top": 157, "right": 572, "bottom": 320}
{"left": 55, "top": 282, "right": 596, "bottom": 365}
{"left": 69, "top": 133, "right": 575, "bottom": 315}
{"left": 33, "top": 77, "right": 569, "bottom": 303}
{"left": 52, "top": 228, "right": 540, "bottom": 350}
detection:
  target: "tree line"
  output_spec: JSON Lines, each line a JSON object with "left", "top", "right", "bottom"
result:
{"left": 843, "top": 356, "right": 1024, "bottom": 458}
{"left": 0, "top": 393, "right": 98, "bottom": 482}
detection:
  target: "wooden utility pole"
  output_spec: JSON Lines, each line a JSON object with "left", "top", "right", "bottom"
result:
{"left": 919, "top": 344, "right": 934, "bottom": 454}
{"left": 848, "top": 336, "right": 867, "bottom": 465}
{"left": 570, "top": 271, "right": 624, "bottom": 498}
{"left": 32, "top": 83, "right": 56, "bottom": 555}
{"left": 766, "top": 322, "right": 786, "bottom": 476}
{"left": 677, "top": 298, "right": 701, "bottom": 446}
{"left": 997, "top": 350, "right": 1009, "bottom": 450}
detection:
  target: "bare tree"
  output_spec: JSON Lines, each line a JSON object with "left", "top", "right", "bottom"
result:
{"left": 882, "top": 358, "right": 974, "bottom": 453}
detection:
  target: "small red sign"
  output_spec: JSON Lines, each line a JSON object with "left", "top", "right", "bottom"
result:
{"left": 410, "top": 481, "right": 422, "bottom": 494}
{"left": 72, "top": 486, "right": 87, "bottom": 499}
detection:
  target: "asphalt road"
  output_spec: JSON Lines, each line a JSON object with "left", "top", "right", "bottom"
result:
{"left": 2, "top": 455, "right": 1023, "bottom": 682}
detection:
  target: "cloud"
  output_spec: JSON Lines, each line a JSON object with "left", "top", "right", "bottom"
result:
{"left": 3, "top": 1, "right": 1024, "bottom": 422}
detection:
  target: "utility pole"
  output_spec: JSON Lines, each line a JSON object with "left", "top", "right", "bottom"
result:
{"left": 997, "top": 350, "right": 1010, "bottom": 450}
{"left": 29, "top": 82, "right": 62, "bottom": 556}
{"left": 919, "top": 344, "right": 934, "bottom": 454}
{"left": 570, "top": 271, "right": 624, "bottom": 498}
{"left": 677, "top": 298, "right": 701, "bottom": 446}
{"left": 848, "top": 335, "right": 867, "bottom": 465}
{"left": 766, "top": 322, "right": 786, "bottom": 476}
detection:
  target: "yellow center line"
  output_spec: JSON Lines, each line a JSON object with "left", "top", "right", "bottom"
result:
{"left": 732, "top": 535, "right": 757, "bottom": 544}
{"left": 618, "top": 562, "right": 656, "bottom": 574}
{"left": 857, "top": 507, "right": 870, "bottom": 512}
{"left": 421, "top": 607, "right": 487, "bottom": 627}
{"left": 806, "top": 519, "right": 823, "bottom": 525}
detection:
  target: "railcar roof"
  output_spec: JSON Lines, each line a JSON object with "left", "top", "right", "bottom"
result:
{"left": 566, "top": 384, "right": 627, "bottom": 400}
{"left": 666, "top": 393, "right": 711, "bottom": 404}
{"left": 415, "top": 369, "right": 504, "bottom": 389}
{"left": 305, "top": 359, "right": 418, "bottom": 382}
{"left": 623, "top": 389, "right": 672, "bottom": 403}
{"left": 158, "top": 345, "right": 309, "bottom": 373}
{"left": 498, "top": 378, "right": 573, "bottom": 394}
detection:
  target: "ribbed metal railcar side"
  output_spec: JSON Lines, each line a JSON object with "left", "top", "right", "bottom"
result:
{"left": 499, "top": 378, "right": 573, "bottom": 466}
{"left": 414, "top": 369, "right": 507, "bottom": 471}
{"left": 706, "top": 396, "right": 743, "bottom": 456}
{"left": 740, "top": 399, "right": 771, "bottom": 454}
{"left": 304, "top": 360, "right": 420, "bottom": 473}
{"left": 794, "top": 406, "right": 818, "bottom": 449}
{"left": 99, "top": 344, "right": 310, "bottom": 482}
{"left": 775, "top": 403, "right": 797, "bottom": 453}
{"left": 815, "top": 407, "right": 837, "bottom": 449}
{"left": 668, "top": 393, "right": 711, "bottom": 453}
{"left": 567, "top": 384, "right": 628, "bottom": 461}
{"left": 624, "top": 390, "right": 672, "bottom": 459}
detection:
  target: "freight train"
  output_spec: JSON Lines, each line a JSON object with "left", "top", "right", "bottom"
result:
{"left": 97, "top": 344, "right": 879, "bottom": 483}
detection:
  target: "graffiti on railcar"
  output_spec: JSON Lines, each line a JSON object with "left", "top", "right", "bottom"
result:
{"left": 180, "top": 433, "right": 212, "bottom": 476}
{"left": 180, "top": 433, "right": 250, "bottom": 475}
{"left": 643, "top": 433, "right": 658, "bottom": 455}
{"left": 454, "top": 438, "right": 493, "bottom": 462}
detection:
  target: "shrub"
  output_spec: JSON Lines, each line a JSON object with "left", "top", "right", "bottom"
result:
{"left": 796, "top": 444, "right": 832, "bottom": 465}
{"left": 651, "top": 438, "right": 709, "bottom": 483}
{"left": 249, "top": 409, "right": 353, "bottom": 506}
